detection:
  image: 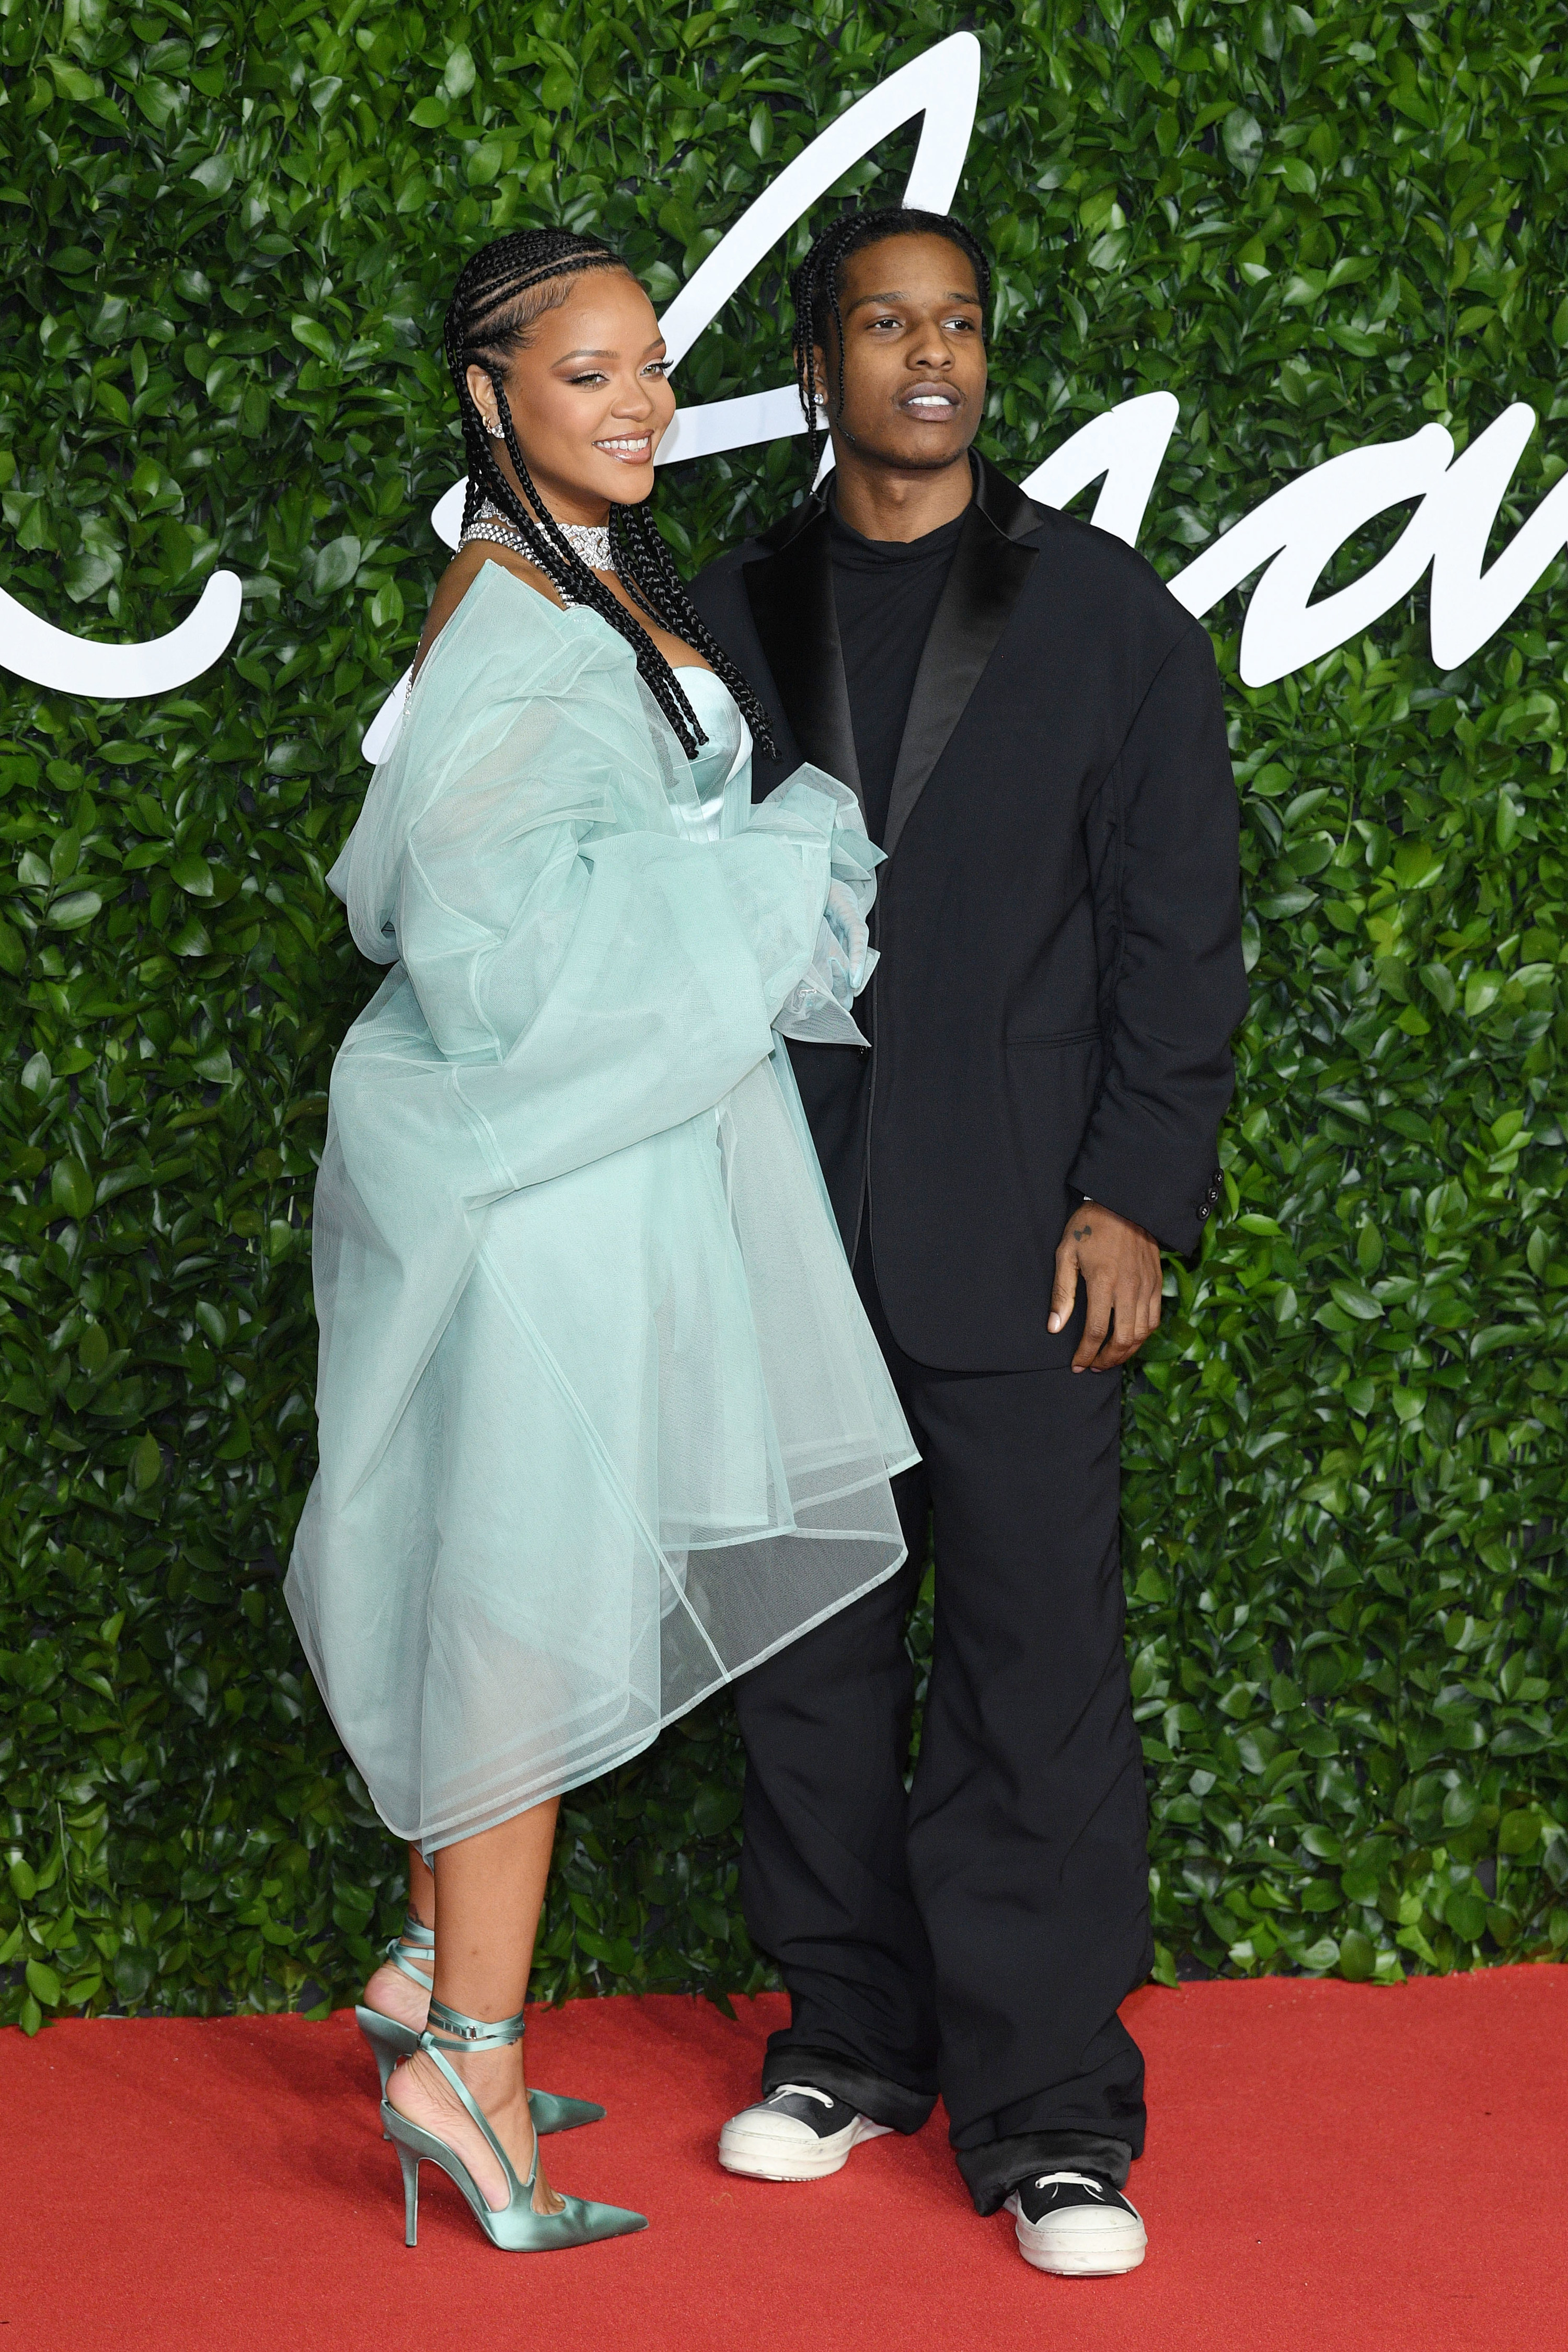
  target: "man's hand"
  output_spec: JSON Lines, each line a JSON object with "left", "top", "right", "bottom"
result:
{"left": 1048, "top": 1201, "right": 1163, "bottom": 1373}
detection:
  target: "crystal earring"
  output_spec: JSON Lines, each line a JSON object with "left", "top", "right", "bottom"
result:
{"left": 486, "top": 419, "right": 503, "bottom": 438}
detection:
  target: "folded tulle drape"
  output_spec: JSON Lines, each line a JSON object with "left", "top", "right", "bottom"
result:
{"left": 285, "top": 564, "right": 914, "bottom": 1851}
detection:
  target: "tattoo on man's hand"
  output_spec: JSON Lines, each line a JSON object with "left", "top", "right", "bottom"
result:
{"left": 1072, "top": 1221, "right": 1093, "bottom": 1240}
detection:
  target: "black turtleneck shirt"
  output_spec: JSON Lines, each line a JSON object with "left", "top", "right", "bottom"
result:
{"left": 828, "top": 500, "right": 966, "bottom": 848}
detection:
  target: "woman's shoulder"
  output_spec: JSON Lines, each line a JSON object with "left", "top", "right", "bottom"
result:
{"left": 405, "top": 550, "right": 635, "bottom": 737}
{"left": 412, "top": 543, "right": 566, "bottom": 683}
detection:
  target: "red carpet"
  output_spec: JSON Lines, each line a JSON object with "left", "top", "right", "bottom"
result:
{"left": 3, "top": 1969, "right": 1563, "bottom": 2351}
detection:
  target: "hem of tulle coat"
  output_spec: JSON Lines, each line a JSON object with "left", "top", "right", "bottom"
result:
{"left": 346, "top": 1516, "right": 917, "bottom": 1860}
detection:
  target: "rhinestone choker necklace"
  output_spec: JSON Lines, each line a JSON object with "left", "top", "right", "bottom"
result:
{"left": 463, "top": 502, "right": 615, "bottom": 579}
{"left": 554, "top": 519, "right": 614, "bottom": 571}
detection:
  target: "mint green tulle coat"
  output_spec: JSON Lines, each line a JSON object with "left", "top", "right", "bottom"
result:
{"left": 284, "top": 563, "right": 915, "bottom": 1852}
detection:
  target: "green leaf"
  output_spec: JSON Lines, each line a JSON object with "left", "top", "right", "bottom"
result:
{"left": 443, "top": 44, "right": 477, "bottom": 100}
{"left": 1338, "top": 1929, "right": 1376, "bottom": 1981}
{"left": 194, "top": 1301, "right": 229, "bottom": 1349}
{"left": 49, "top": 57, "right": 100, "bottom": 102}
{"left": 132, "top": 76, "right": 182, "bottom": 130}
{"left": 1222, "top": 108, "right": 1263, "bottom": 175}
{"left": 132, "top": 1433, "right": 163, "bottom": 1492}
{"left": 1444, "top": 1887, "right": 1489, "bottom": 1941}
{"left": 25, "top": 1959, "right": 62, "bottom": 2008}
{"left": 9, "top": 1856, "right": 36, "bottom": 1902}
{"left": 50, "top": 1158, "right": 95, "bottom": 1220}
{"left": 690, "top": 1784, "right": 742, "bottom": 1836}
{"left": 1329, "top": 1280, "right": 1382, "bottom": 1322}
{"left": 290, "top": 317, "right": 338, "bottom": 365}
{"left": 1420, "top": 962, "right": 1458, "bottom": 1013}
{"left": 313, "top": 536, "right": 362, "bottom": 595}
{"left": 190, "top": 154, "right": 235, "bottom": 197}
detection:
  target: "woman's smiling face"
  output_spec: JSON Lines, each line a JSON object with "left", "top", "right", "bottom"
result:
{"left": 466, "top": 266, "right": 677, "bottom": 524}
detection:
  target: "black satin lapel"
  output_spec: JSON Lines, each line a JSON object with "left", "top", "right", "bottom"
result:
{"left": 742, "top": 514, "right": 863, "bottom": 813}
{"left": 881, "top": 505, "right": 1037, "bottom": 860}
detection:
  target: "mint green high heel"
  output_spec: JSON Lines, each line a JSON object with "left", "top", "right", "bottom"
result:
{"left": 383, "top": 1999, "right": 647, "bottom": 2252}
{"left": 356, "top": 1915, "right": 605, "bottom": 2135}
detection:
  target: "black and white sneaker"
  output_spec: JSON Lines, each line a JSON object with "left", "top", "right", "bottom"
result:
{"left": 1006, "top": 2171, "right": 1147, "bottom": 2275}
{"left": 718, "top": 2082, "right": 894, "bottom": 2181}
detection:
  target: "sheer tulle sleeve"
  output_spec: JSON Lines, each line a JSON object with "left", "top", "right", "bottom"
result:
{"left": 759, "top": 774, "right": 882, "bottom": 1050}
{"left": 331, "top": 570, "right": 839, "bottom": 1188}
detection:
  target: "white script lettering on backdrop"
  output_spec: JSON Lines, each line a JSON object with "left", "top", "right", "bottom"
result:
{"left": 3, "top": 30, "right": 1566, "bottom": 752}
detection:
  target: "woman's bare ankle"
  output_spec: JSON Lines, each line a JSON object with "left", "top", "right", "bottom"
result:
{"left": 362, "top": 1951, "right": 431, "bottom": 2032}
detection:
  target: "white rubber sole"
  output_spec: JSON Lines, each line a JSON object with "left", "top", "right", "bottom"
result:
{"left": 1008, "top": 2194, "right": 1148, "bottom": 2276}
{"left": 718, "top": 2112, "right": 893, "bottom": 2182}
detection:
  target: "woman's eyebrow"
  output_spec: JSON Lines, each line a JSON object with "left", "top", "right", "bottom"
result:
{"left": 552, "top": 338, "right": 668, "bottom": 361}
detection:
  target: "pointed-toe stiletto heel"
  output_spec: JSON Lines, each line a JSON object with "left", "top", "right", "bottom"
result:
{"left": 383, "top": 1999, "right": 646, "bottom": 2253}
{"left": 522, "top": 2085, "right": 609, "bottom": 2134}
{"left": 356, "top": 1916, "right": 605, "bottom": 2134}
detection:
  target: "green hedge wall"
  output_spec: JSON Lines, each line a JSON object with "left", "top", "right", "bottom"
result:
{"left": 3, "top": 0, "right": 1566, "bottom": 2033}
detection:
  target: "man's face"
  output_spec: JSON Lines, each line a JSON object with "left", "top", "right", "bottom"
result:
{"left": 814, "top": 232, "right": 987, "bottom": 472}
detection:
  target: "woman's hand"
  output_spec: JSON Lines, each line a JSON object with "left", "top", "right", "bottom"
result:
{"left": 1048, "top": 1200, "right": 1163, "bottom": 1372}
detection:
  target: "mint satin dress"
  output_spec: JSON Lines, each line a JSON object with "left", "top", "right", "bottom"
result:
{"left": 284, "top": 562, "right": 916, "bottom": 1853}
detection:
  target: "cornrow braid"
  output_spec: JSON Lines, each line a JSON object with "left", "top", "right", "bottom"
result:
{"left": 790, "top": 205, "right": 993, "bottom": 478}
{"left": 443, "top": 228, "right": 776, "bottom": 761}
{"left": 608, "top": 499, "right": 778, "bottom": 759}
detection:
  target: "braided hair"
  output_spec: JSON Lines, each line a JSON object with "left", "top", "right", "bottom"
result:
{"left": 444, "top": 227, "right": 776, "bottom": 759}
{"left": 790, "top": 206, "right": 992, "bottom": 478}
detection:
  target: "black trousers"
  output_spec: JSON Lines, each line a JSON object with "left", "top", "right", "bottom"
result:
{"left": 733, "top": 1244, "right": 1151, "bottom": 2215}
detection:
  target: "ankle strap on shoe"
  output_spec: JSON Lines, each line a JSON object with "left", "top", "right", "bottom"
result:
{"left": 383, "top": 1909, "right": 436, "bottom": 1991}
{"left": 424, "top": 1997, "right": 526, "bottom": 2053}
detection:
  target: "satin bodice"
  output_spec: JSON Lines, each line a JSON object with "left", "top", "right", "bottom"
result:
{"left": 678, "top": 666, "right": 753, "bottom": 841}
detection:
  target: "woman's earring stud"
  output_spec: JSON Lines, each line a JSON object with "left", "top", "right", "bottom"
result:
{"left": 486, "top": 420, "right": 504, "bottom": 438}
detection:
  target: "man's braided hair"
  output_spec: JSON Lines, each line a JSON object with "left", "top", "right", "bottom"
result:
{"left": 443, "top": 227, "right": 776, "bottom": 759}
{"left": 789, "top": 206, "right": 991, "bottom": 478}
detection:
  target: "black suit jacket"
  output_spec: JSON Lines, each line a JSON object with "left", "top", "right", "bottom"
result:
{"left": 689, "top": 454, "right": 1248, "bottom": 1371}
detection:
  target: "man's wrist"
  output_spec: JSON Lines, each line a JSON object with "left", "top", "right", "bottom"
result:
{"left": 1074, "top": 1196, "right": 1160, "bottom": 1249}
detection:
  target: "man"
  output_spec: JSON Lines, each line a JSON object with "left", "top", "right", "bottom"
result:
{"left": 689, "top": 204, "right": 1246, "bottom": 2277}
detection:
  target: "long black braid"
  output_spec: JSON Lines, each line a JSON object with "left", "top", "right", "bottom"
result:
{"left": 790, "top": 205, "right": 993, "bottom": 478}
{"left": 444, "top": 228, "right": 776, "bottom": 759}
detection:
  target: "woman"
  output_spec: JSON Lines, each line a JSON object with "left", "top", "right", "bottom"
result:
{"left": 284, "top": 228, "right": 916, "bottom": 2252}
